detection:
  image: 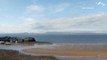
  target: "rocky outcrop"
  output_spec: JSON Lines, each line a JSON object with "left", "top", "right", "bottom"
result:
{"left": 0, "top": 36, "right": 36, "bottom": 43}
{"left": 23, "top": 37, "right": 35, "bottom": 42}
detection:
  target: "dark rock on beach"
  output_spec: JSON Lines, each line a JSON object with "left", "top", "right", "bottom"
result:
{"left": 0, "top": 36, "right": 36, "bottom": 44}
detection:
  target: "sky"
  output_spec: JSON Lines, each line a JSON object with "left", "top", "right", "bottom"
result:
{"left": 0, "top": 0, "right": 107, "bottom": 33}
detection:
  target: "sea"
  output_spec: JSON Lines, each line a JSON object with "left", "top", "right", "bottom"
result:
{"left": 0, "top": 33, "right": 107, "bottom": 43}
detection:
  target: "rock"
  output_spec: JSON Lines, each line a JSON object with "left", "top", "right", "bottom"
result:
{"left": 23, "top": 37, "right": 36, "bottom": 42}
{"left": 0, "top": 36, "right": 36, "bottom": 43}
{"left": 5, "top": 42, "right": 11, "bottom": 45}
{"left": 0, "top": 41, "right": 5, "bottom": 44}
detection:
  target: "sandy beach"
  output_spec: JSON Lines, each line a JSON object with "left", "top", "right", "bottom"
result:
{"left": 23, "top": 43, "right": 107, "bottom": 57}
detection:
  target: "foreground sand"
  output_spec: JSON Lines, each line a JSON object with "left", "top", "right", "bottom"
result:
{"left": 0, "top": 49, "right": 58, "bottom": 60}
{"left": 23, "top": 43, "right": 107, "bottom": 57}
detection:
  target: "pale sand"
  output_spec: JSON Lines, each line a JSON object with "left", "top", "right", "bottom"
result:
{"left": 23, "top": 44, "right": 107, "bottom": 57}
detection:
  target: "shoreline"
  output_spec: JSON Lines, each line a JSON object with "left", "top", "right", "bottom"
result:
{"left": 23, "top": 43, "right": 107, "bottom": 58}
{"left": 23, "top": 49, "right": 107, "bottom": 57}
{"left": 0, "top": 43, "right": 107, "bottom": 60}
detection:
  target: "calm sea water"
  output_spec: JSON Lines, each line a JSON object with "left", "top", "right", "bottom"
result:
{"left": 35, "top": 34, "right": 107, "bottom": 43}
{"left": 0, "top": 33, "right": 107, "bottom": 43}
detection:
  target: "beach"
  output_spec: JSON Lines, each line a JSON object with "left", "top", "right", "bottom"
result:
{"left": 0, "top": 43, "right": 107, "bottom": 60}
{"left": 23, "top": 43, "right": 107, "bottom": 57}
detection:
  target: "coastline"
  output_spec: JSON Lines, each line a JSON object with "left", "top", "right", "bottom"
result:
{"left": 0, "top": 43, "right": 107, "bottom": 60}
{"left": 23, "top": 43, "right": 107, "bottom": 57}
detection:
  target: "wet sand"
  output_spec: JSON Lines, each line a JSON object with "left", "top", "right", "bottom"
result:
{"left": 0, "top": 43, "right": 107, "bottom": 60}
{"left": 23, "top": 43, "right": 107, "bottom": 57}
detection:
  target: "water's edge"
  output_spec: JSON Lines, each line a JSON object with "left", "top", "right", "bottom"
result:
{"left": 0, "top": 43, "right": 107, "bottom": 60}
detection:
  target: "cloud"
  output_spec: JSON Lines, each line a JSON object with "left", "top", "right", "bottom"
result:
{"left": 22, "top": 13, "right": 107, "bottom": 33}
{"left": 81, "top": 7, "right": 95, "bottom": 10}
{"left": 97, "top": 2, "right": 106, "bottom": 7}
{"left": 0, "top": 13, "right": 107, "bottom": 33}
{"left": 27, "top": 5, "right": 45, "bottom": 13}
{"left": 0, "top": 24, "right": 25, "bottom": 33}
{"left": 49, "top": 3, "right": 70, "bottom": 13}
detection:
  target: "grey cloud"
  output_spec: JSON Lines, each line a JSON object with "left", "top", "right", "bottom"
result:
{"left": 23, "top": 13, "right": 107, "bottom": 33}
